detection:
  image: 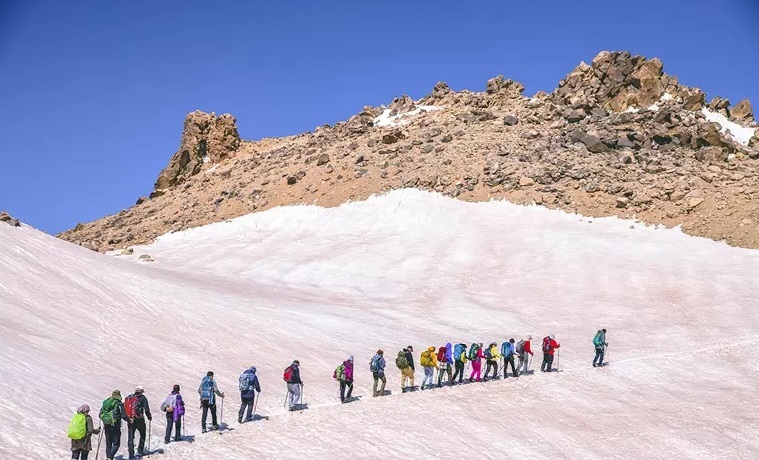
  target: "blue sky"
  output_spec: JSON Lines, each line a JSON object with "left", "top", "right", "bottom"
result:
{"left": 1, "top": 1, "right": 757, "bottom": 234}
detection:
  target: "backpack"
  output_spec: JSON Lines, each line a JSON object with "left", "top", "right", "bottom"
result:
{"left": 239, "top": 372, "right": 254, "bottom": 391}
{"left": 516, "top": 340, "right": 525, "bottom": 354}
{"left": 283, "top": 365, "right": 294, "bottom": 382}
{"left": 542, "top": 337, "right": 553, "bottom": 352}
{"left": 453, "top": 344, "right": 464, "bottom": 362}
{"left": 395, "top": 351, "right": 408, "bottom": 369}
{"left": 161, "top": 394, "right": 177, "bottom": 413}
{"left": 67, "top": 413, "right": 87, "bottom": 440}
{"left": 370, "top": 354, "right": 383, "bottom": 373}
{"left": 593, "top": 332, "right": 603, "bottom": 347}
{"left": 468, "top": 343, "right": 480, "bottom": 360}
{"left": 484, "top": 347, "right": 493, "bottom": 360}
{"left": 200, "top": 377, "right": 215, "bottom": 399}
{"left": 420, "top": 350, "right": 432, "bottom": 367}
{"left": 333, "top": 364, "right": 346, "bottom": 381}
{"left": 124, "top": 394, "right": 142, "bottom": 419}
{"left": 437, "top": 347, "right": 446, "bottom": 363}
{"left": 99, "top": 397, "right": 118, "bottom": 425}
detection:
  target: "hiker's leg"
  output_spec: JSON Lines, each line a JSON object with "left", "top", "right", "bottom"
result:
{"left": 201, "top": 400, "right": 209, "bottom": 430}
{"left": 380, "top": 374, "right": 386, "bottom": 394}
{"left": 246, "top": 398, "right": 254, "bottom": 420}
{"left": 165, "top": 412, "right": 173, "bottom": 442}
{"left": 127, "top": 423, "right": 135, "bottom": 457}
{"left": 210, "top": 403, "right": 218, "bottom": 426}
{"left": 80, "top": 451, "right": 89, "bottom": 460}
{"left": 136, "top": 418, "right": 146, "bottom": 454}
{"left": 71, "top": 449, "right": 81, "bottom": 460}
{"left": 547, "top": 354, "right": 554, "bottom": 372}
{"left": 175, "top": 417, "right": 182, "bottom": 441}
{"left": 292, "top": 384, "right": 301, "bottom": 408}
{"left": 346, "top": 381, "right": 353, "bottom": 398}
{"left": 340, "top": 381, "right": 346, "bottom": 401}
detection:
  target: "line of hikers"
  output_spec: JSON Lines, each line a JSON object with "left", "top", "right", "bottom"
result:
{"left": 68, "top": 331, "right": 608, "bottom": 459}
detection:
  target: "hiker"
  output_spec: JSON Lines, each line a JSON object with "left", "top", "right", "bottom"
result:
{"left": 124, "top": 386, "right": 152, "bottom": 459}
{"left": 371, "top": 350, "right": 387, "bottom": 396}
{"left": 593, "top": 328, "right": 608, "bottom": 367}
{"left": 452, "top": 343, "right": 468, "bottom": 384}
{"left": 541, "top": 334, "right": 561, "bottom": 372}
{"left": 516, "top": 336, "right": 534, "bottom": 375}
{"left": 501, "top": 338, "right": 518, "bottom": 378}
{"left": 284, "top": 360, "right": 303, "bottom": 411}
{"left": 484, "top": 342, "right": 500, "bottom": 380}
{"left": 99, "top": 390, "right": 126, "bottom": 460}
{"left": 436, "top": 345, "right": 451, "bottom": 387}
{"left": 444, "top": 342, "right": 454, "bottom": 383}
{"left": 238, "top": 366, "right": 261, "bottom": 422}
{"left": 420, "top": 346, "right": 438, "bottom": 389}
{"left": 400, "top": 346, "right": 415, "bottom": 392}
{"left": 161, "top": 385, "right": 185, "bottom": 443}
{"left": 335, "top": 356, "right": 354, "bottom": 402}
{"left": 198, "top": 371, "right": 225, "bottom": 432}
{"left": 69, "top": 404, "right": 100, "bottom": 460}
{"left": 468, "top": 343, "right": 483, "bottom": 382}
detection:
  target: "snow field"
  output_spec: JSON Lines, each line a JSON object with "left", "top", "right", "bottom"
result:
{"left": 1, "top": 189, "right": 759, "bottom": 459}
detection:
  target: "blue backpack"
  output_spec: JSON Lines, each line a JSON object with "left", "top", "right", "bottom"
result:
{"left": 502, "top": 342, "right": 513, "bottom": 358}
{"left": 200, "top": 377, "right": 214, "bottom": 399}
{"left": 239, "top": 372, "right": 256, "bottom": 391}
{"left": 454, "top": 344, "right": 465, "bottom": 362}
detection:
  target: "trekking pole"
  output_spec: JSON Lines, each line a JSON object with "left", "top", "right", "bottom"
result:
{"left": 147, "top": 418, "right": 152, "bottom": 456}
{"left": 253, "top": 393, "right": 259, "bottom": 419}
{"left": 557, "top": 349, "right": 561, "bottom": 370}
{"left": 283, "top": 389, "right": 288, "bottom": 408}
{"left": 220, "top": 397, "right": 224, "bottom": 428}
{"left": 300, "top": 384, "right": 304, "bottom": 407}
{"left": 95, "top": 422, "right": 103, "bottom": 460}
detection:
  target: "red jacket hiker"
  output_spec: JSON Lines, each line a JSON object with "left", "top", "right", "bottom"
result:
{"left": 543, "top": 337, "right": 560, "bottom": 355}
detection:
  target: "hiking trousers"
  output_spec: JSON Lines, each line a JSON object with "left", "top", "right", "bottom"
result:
{"left": 470, "top": 360, "right": 482, "bottom": 381}
{"left": 453, "top": 361, "right": 465, "bottom": 382}
{"left": 201, "top": 399, "right": 218, "bottom": 429}
{"left": 437, "top": 363, "right": 451, "bottom": 386}
{"left": 593, "top": 347, "right": 605, "bottom": 366}
{"left": 239, "top": 396, "right": 255, "bottom": 421}
{"left": 503, "top": 356, "right": 517, "bottom": 378}
{"left": 287, "top": 383, "right": 301, "bottom": 410}
{"left": 373, "top": 372, "right": 386, "bottom": 396}
{"left": 518, "top": 353, "right": 530, "bottom": 375}
{"left": 340, "top": 380, "right": 354, "bottom": 401}
{"left": 401, "top": 367, "right": 414, "bottom": 389}
{"left": 127, "top": 418, "right": 147, "bottom": 457}
{"left": 541, "top": 353, "right": 555, "bottom": 372}
{"left": 104, "top": 422, "right": 121, "bottom": 458}
{"left": 422, "top": 366, "right": 435, "bottom": 388}
{"left": 485, "top": 361, "right": 498, "bottom": 379}
{"left": 71, "top": 449, "right": 90, "bottom": 460}
{"left": 165, "top": 412, "right": 181, "bottom": 443}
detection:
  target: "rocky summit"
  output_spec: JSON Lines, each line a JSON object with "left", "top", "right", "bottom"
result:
{"left": 58, "top": 51, "right": 759, "bottom": 251}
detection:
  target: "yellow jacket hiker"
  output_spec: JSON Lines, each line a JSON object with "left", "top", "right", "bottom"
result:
{"left": 420, "top": 346, "right": 438, "bottom": 389}
{"left": 485, "top": 342, "right": 501, "bottom": 381}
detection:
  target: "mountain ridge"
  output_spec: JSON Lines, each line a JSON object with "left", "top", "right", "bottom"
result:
{"left": 57, "top": 50, "right": 759, "bottom": 251}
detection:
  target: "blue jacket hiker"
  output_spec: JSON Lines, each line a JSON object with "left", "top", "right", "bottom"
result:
{"left": 501, "top": 338, "right": 518, "bottom": 378}
{"left": 238, "top": 367, "right": 261, "bottom": 423}
{"left": 593, "top": 329, "right": 608, "bottom": 367}
{"left": 198, "top": 371, "right": 225, "bottom": 433}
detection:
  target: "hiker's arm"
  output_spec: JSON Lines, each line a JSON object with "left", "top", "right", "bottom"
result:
{"left": 254, "top": 377, "right": 261, "bottom": 393}
{"left": 214, "top": 382, "right": 224, "bottom": 397}
{"left": 144, "top": 398, "right": 152, "bottom": 420}
{"left": 120, "top": 403, "right": 129, "bottom": 423}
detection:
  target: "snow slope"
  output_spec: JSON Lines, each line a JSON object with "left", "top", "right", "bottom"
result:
{"left": 2, "top": 189, "right": 759, "bottom": 459}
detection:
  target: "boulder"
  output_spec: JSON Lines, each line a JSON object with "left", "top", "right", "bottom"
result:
{"left": 317, "top": 153, "right": 330, "bottom": 166}
{"left": 731, "top": 99, "right": 754, "bottom": 122}
{"left": 519, "top": 177, "right": 535, "bottom": 187}
{"left": 581, "top": 133, "right": 608, "bottom": 153}
{"left": 382, "top": 131, "right": 405, "bottom": 144}
{"left": 503, "top": 115, "right": 519, "bottom": 126}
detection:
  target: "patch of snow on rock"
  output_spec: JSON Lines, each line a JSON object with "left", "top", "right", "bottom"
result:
{"left": 701, "top": 107, "right": 756, "bottom": 146}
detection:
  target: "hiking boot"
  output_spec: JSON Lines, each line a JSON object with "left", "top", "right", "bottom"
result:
{"left": 238, "top": 415, "right": 243, "bottom": 423}
{"left": 212, "top": 425, "right": 219, "bottom": 431}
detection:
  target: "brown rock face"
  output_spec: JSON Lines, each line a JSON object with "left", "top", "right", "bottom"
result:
{"left": 153, "top": 111, "right": 240, "bottom": 193}
{"left": 552, "top": 51, "right": 705, "bottom": 112}
{"left": 731, "top": 99, "right": 754, "bottom": 122}
{"left": 0, "top": 211, "right": 21, "bottom": 227}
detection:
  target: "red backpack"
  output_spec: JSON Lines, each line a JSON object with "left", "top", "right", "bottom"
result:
{"left": 437, "top": 347, "right": 446, "bottom": 363}
{"left": 542, "top": 337, "right": 553, "bottom": 352}
{"left": 124, "top": 394, "right": 141, "bottom": 419}
{"left": 283, "top": 365, "right": 294, "bottom": 382}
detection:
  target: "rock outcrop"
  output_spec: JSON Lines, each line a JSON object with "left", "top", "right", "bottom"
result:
{"left": 0, "top": 211, "right": 21, "bottom": 227}
{"left": 152, "top": 111, "right": 240, "bottom": 196}
{"left": 58, "top": 51, "right": 759, "bottom": 253}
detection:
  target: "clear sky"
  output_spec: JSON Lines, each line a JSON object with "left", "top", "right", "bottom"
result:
{"left": 1, "top": 1, "right": 757, "bottom": 234}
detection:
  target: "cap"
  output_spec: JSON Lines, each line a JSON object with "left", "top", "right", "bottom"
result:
{"left": 348, "top": 355, "right": 354, "bottom": 361}
{"left": 172, "top": 384, "right": 180, "bottom": 393}
{"left": 549, "top": 334, "right": 555, "bottom": 340}
{"left": 135, "top": 385, "right": 144, "bottom": 393}
{"left": 293, "top": 360, "right": 300, "bottom": 365}
{"left": 111, "top": 390, "right": 122, "bottom": 400}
